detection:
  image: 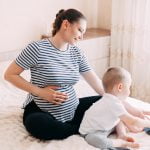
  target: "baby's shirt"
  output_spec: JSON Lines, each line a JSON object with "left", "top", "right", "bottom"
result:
{"left": 79, "top": 93, "right": 127, "bottom": 135}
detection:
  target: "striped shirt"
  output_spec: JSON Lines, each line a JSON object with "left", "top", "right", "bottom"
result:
{"left": 15, "top": 39, "right": 91, "bottom": 122}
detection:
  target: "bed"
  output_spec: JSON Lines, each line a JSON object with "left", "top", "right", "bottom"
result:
{"left": 0, "top": 60, "right": 150, "bottom": 150}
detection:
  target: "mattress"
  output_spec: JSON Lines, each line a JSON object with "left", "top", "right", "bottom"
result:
{"left": 0, "top": 60, "right": 150, "bottom": 150}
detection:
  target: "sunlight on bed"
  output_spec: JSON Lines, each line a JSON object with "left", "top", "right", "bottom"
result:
{"left": 0, "top": 60, "right": 150, "bottom": 150}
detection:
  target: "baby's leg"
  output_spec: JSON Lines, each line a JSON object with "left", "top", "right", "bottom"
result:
{"left": 85, "top": 130, "right": 139, "bottom": 149}
{"left": 116, "top": 121, "right": 135, "bottom": 142}
{"left": 85, "top": 130, "right": 113, "bottom": 149}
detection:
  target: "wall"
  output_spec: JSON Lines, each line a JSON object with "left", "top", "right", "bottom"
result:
{"left": 0, "top": 0, "right": 100, "bottom": 54}
{"left": 78, "top": 36, "right": 110, "bottom": 78}
{"left": 97, "top": 0, "right": 112, "bottom": 30}
{"left": 0, "top": 0, "right": 111, "bottom": 79}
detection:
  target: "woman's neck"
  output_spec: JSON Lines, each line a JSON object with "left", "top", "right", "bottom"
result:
{"left": 50, "top": 33, "right": 68, "bottom": 51}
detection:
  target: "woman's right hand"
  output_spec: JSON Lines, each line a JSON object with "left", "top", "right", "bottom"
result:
{"left": 36, "top": 86, "right": 68, "bottom": 105}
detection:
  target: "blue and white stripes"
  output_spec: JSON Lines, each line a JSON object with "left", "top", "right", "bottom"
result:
{"left": 15, "top": 39, "right": 91, "bottom": 122}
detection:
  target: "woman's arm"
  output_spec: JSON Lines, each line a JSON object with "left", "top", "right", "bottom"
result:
{"left": 81, "top": 70, "right": 104, "bottom": 96}
{"left": 4, "top": 61, "right": 40, "bottom": 95}
{"left": 4, "top": 61, "right": 67, "bottom": 104}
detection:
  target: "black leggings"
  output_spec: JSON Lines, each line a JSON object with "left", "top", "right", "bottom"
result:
{"left": 23, "top": 95, "right": 102, "bottom": 140}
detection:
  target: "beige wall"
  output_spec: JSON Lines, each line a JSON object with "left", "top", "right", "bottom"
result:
{"left": 0, "top": 0, "right": 111, "bottom": 54}
{"left": 0, "top": 0, "right": 96, "bottom": 53}
{"left": 97, "top": 0, "right": 112, "bottom": 30}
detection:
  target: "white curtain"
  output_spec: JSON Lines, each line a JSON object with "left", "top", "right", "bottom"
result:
{"left": 110, "top": 0, "right": 150, "bottom": 102}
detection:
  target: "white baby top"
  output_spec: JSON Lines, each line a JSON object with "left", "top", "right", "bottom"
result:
{"left": 79, "top": 93, "right": 127, "bottom": 135}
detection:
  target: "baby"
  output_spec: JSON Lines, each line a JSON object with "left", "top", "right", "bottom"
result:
{"left": 79, "top": 67, "right": 150, "bottom": 150}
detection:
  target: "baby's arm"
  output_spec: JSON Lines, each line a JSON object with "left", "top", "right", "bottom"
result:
{"left": 120, "top": 111, "right": 150, "bottom": 130}
{"left": 122, "top": 100, "right": 145, "bottom": 119}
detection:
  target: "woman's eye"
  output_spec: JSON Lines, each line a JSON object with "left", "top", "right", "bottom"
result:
{"left": 78, "top": 29, "right": 82, "bottom": 32}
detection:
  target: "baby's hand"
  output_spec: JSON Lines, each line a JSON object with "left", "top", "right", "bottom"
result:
{"left": 137, "top": 111, "right": 145, "bottom": 119}
{"left": 143, "top": 110, "right": 150, "bottom": 119}
{"left": 144, "top": 115, "right": 150, "bottom": 121}
{"left": 126, "top": 125, "right": 143, "bottom": 133}
{"left": 139, "top": 110, "right": 150, "bottom": 120}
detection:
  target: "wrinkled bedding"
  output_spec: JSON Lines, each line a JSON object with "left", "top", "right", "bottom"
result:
{"left": 0, "top": 61, "right": 150, "bottom": 150}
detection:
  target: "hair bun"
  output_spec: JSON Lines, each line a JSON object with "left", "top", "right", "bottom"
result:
{"left": 56, "top": 9, "right": 65, "bottom": 18}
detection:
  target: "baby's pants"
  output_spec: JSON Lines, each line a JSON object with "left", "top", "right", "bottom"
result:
{"left": 85, "top": 129, "right": 114, "bottom": 150}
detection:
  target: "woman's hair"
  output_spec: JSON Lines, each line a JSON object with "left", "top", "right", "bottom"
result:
{"left": 52, "top": 9, "right": 86, "bottom": 36}
{"left": 102, "top": 67, "right": 131, "bottom": 92}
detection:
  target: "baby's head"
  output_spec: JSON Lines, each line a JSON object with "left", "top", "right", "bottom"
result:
{"left": 102, "top": 67, "right": 132, "bottom": 100}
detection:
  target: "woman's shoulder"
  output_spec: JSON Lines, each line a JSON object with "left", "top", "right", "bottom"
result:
{"left": 69, "top": 45, "right": 83, "bottom": 55}
{"left": 32, "top": 39, "right": 49, "bottom": 47}
{"left": 21, "top": 39, "right": 48, "bottom": 57}
{"left": 26, "top": 39, "right": 50, "bottom": 52}
{"left": 28, "top": 39, "right": 48, "bottom": 46}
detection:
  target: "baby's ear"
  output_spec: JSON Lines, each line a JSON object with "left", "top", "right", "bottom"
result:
{"left": 118, "top": 83, "right": 123, "bottom": 92}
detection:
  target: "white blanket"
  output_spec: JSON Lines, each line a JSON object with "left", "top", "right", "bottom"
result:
{"left": 0, "top": 61, "right": 150, "bottom": 150}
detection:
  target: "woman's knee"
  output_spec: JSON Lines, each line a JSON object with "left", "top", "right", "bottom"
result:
{"left": 24, "top": 112, "right": 77, "bottom": 140}
{"left": 24, "top": 112, "right": 62, "bottom": 140}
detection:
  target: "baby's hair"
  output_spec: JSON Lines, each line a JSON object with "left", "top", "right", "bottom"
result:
{"left": 52, "top": 8, "right": 86, "bottom": 36}
{"left": 102, "top": 67, "right": 131, "bottom": 92}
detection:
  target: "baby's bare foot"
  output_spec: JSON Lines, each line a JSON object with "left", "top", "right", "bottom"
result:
{"left": 123, "top": 141, "right": 139, "bottom": 148}
{"left": 112, "top": 139, "right": 139, "bottom": 149}
{"left": 118, "top": 135, "right": 135, "bottom": 142}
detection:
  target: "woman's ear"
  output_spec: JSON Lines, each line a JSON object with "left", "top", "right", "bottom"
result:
{"left": 62, "top": 19, "right": 70, "bottom": 30}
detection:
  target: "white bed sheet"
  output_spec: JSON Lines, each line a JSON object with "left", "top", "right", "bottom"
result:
{"left": 0, "top": 61, "right": 150, "bottom": 150}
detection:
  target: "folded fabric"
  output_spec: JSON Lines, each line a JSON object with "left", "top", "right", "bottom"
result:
{"left": 143, "top": 127, "right": 150, "bottom": 135}
{"left": 108, "top": 147, "right": 130, "bottom": 150}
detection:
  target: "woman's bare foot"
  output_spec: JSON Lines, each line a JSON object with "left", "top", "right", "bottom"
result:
{"left": 112, "top": 139, "right": 139, "bottom": 149}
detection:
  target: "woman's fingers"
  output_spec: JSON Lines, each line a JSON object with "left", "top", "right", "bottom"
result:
{"left": 46, "top": 85, "right": 59, "bottom": 90}
{"left": 46, "top": 86, "right": 68, "bottom": 97}
{"left": 52, "top": 97, "right": 67, "bottom": 105}
{"left": 55, "top": 92, "right": 68, "bottom": 98}
{"left": 42, "top": 85, "right": 68, "bottom": 104}
{"left": 52, "top": 100, "right": 63, "bottom": 105}
{"left": 52, "top": 95, "right": 68, "bottom": 104}
{"left": 49, "top": 91, "right": 68, "bottom": 105}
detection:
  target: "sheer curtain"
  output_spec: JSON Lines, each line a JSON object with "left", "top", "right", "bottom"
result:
{"left": 110, "top": 0, "right": 150, "bottom": 102}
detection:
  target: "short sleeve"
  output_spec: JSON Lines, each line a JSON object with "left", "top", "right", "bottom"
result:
{"left": 79, "top": 51, "right": 91, "bottom": 72}
{"left": 111, "top": 101, "right": 127, "bottom": 117}
{"left": 15, "top": 42, "right": 40, "bottom": 70}
{"left": 72, "top": 46, "right": 91, "bottom": 73}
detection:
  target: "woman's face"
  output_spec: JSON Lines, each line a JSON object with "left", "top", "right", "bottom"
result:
{"left": 63, "top": 19, "right": 87, "bottom": 45}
